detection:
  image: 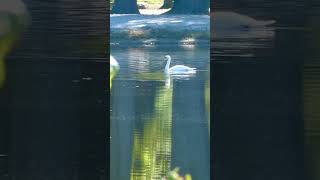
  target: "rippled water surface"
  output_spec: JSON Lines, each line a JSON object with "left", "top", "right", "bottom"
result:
{"left": 110, "top": 44, "right": 210, "bottom": 180}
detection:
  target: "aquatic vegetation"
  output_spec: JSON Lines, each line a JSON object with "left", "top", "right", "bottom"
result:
{"left": 164, "top": 168, "right": 192, "bottom": 180}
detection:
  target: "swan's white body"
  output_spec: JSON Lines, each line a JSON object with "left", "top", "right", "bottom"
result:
{"left": 110, "top": 55, "right": 120, "bottom": 72}
{"left": 110, "top": 55, "right": 120, "bottom": 88}
{"left": 164, "top": 55, "right": 196, "bottom": 75}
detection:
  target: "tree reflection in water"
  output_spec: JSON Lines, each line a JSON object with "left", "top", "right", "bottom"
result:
{"left": 0, "top": 14, "right": 27, "bottom": 88}
{"left": 130, "top": 77, "right": 173, "bottom": 180}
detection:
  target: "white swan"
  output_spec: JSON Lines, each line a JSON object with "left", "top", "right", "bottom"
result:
{"left": 110, "top": 55, "right": 120, "bottom": 89}
{"left": 164, "top": 55, "right": 196, "bottom": 75}
{"left": 110, "top": 55, "right": 120, "bottom": 72}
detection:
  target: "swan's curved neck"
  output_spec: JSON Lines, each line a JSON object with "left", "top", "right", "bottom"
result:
{"left": 165, "top": 57, "right": 171, "bottom": 73}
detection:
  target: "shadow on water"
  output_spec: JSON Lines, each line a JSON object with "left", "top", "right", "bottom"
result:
{"left": 1, "top": 0, "right": 107, "bottom": 179}
{"left": 0, "top": 0, "right": 29, "bottom": 177}
{"left": 304, "top": 1, "right": 320, "bottom": 180}
{"left": 110, "top": 44, "right": 210, "bottom": 179}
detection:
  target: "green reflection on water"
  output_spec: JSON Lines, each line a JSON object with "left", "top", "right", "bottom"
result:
{"left": 0, "top": 13, "right": 27, "bottom": 88}
{"left": 0, "top": 28, "right": 18, "bottom": 88}
{"left": 110, "top": 67, "right": 118, "bottom": 89}
{"left": 130, "top": 77, "right": 173, "bottom": 180}
{"left": 205, "top": 67, "right": 210, "bottom": 137}
{"left": 133, "top": 72, "right": 166, "bottom": 81}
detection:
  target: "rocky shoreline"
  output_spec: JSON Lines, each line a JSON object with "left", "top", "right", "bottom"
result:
{"left": 111, "top": 14, "right": 210, "bottom": 46}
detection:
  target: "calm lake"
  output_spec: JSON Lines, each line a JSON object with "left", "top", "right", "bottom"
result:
{"left": 110, "top": 44, "right": 210, "bottom": 179}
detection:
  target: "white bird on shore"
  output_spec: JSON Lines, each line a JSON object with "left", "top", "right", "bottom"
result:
{"left": 164, "top": 55, "right": 196, "bottom": 75}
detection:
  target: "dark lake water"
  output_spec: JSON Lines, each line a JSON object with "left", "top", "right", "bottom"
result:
{"left": 213, "top": 1, "right": 320, "bottom": 180}
{"left": 0, "top": 0, "right": 107, "bottom": 179}
{"left": 110, "top": 44, "right": 210, "bottom": 179}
